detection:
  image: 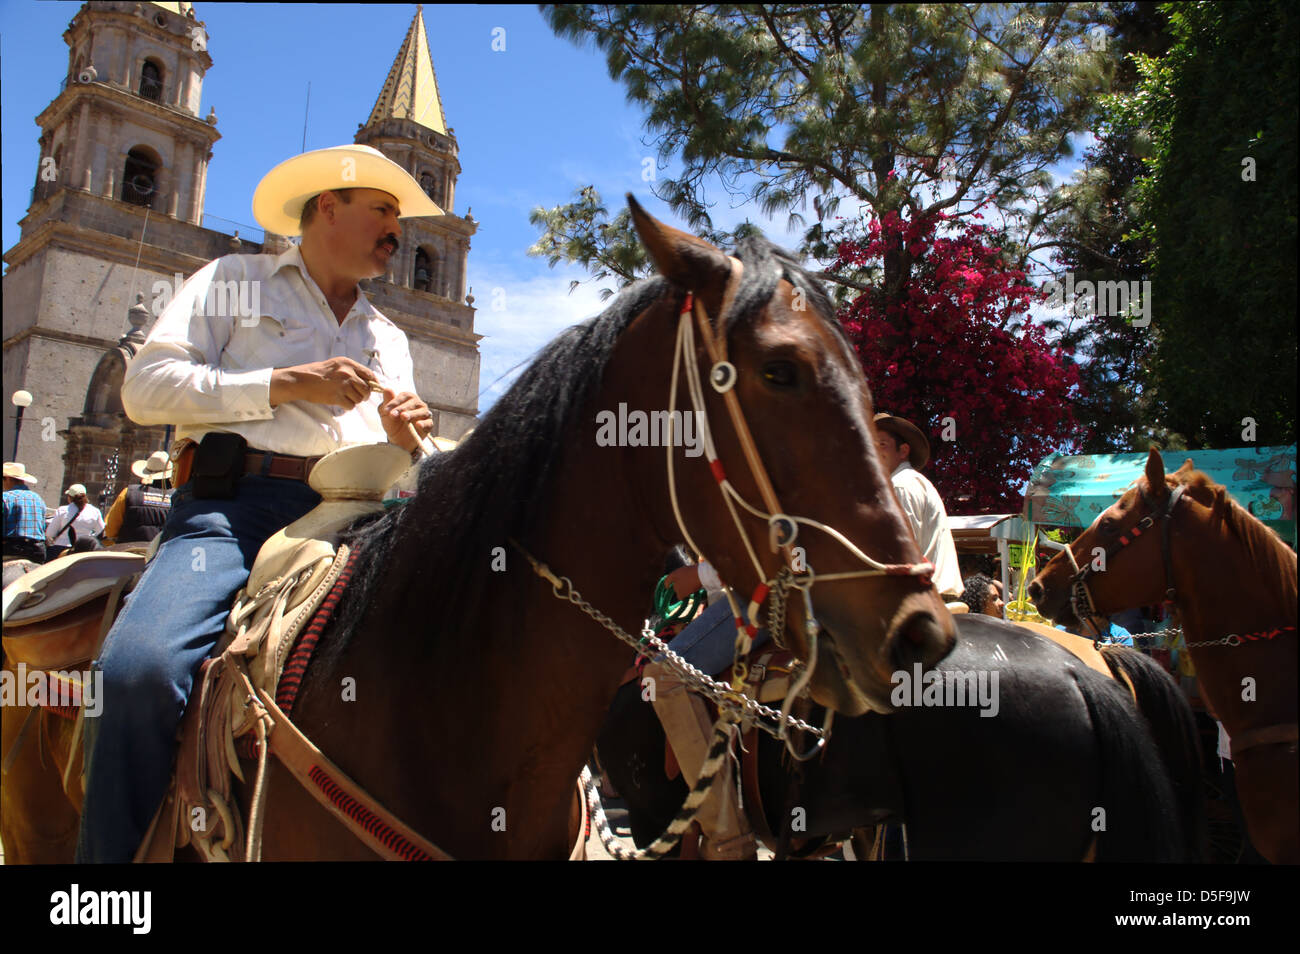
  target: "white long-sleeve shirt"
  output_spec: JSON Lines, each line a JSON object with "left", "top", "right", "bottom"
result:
{"left": 890, "top": 462, "right": 963, "bottom": 598}
{"left": 122, "top": 245, "right": 416, "bottom": 458}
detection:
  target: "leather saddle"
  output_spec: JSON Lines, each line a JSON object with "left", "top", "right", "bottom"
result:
{"left": 2, "top": 549, "right": 150, "bottom": 671}
{"left": 140, "top": 443, "right": 414, "bottom": 862}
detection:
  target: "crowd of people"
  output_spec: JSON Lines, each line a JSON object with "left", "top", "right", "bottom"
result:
{"left": 2, "top": 453, "right": 175, "bottom": 564}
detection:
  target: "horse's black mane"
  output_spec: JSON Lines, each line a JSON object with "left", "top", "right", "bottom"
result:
{"left": 321, "top": 235, "right": 840, "bottom": 667}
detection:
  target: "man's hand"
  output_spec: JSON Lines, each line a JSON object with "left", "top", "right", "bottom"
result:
{"left": 378, "top": 388, "right": 434, "bottom": 452}
{"left": 270, "top": 357, "right": 377, "bottom": 409}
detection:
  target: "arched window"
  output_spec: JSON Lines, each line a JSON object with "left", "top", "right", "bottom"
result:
{"left": 413, "top": 248, "right": 433, "bottom": 293}
{"left": 420, "top": 171, "right": 444, "bottom": 208}
{"left": 122, "top": 148, "right": 160, "bottom": 208}
{"left": 139, "top": 60, "right": 163, "bottom": 101}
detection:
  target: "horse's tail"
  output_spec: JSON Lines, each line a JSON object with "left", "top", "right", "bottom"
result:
{"left": 1073, "top": 663, "right": 1184, "bottom": 861}
{"left": 1101, "top": 645, "right": 1207, "bottom": 862}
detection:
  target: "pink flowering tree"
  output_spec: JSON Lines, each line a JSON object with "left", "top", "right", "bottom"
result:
{"left": 834, "top": 210, "right": 1083, "bottom": 512}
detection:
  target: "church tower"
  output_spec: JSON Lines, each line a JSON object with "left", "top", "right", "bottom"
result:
{"left": 3, "top": 1, "right": 249, "bottom": 499}
{"left": 354, "top": 6, "right": 481, "bottom": 440}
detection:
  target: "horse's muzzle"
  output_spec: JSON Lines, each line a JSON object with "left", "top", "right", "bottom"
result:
{"left": 884, "top": 595, "right": 956, "bottom": 674}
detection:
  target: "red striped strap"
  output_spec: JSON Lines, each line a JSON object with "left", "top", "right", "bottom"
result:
{"left": 257, "top": 687, "right": 454, "bottom": 861}
{"left": 276, "top": 547, "right": 361, "bottom": 715}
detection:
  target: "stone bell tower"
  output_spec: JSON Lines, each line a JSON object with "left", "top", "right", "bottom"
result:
{"left": 3, "top": 2, "right": 258, "bottom": 504}
{"left": 354, "top": 5, "right": 481, "bottom": 440}
{"left": 37, "top": 0, "right": 219, "bottom": 225}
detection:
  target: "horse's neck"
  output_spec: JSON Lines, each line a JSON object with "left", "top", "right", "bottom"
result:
{"left": 1174, "top": 514, "right": 1296, "bottom": 639}
{"left": 323, "top": 456, "right": 663, "bottom": 857}
{"left": 1174, "top": 513, "right": 1297, "bottom": 731}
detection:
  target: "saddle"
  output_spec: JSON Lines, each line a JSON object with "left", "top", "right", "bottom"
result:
{"left": 138, "top": 443, "right": 415, "bottom": 862}
{"left": 3, "top": 550, "right": 150, "bottom": 671}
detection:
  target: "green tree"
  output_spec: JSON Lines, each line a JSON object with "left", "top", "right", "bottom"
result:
{"left": 1117, "top": 0, "right": 1297, "bottom": 447}
{"left": 1041, "top": 1, "right": 1172, "bottom": 452}
{"left": 535, "top": 3, "right": 1114, "bottom": 309}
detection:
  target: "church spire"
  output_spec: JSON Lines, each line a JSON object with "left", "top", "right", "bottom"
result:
{"left": 366, "top": 6, "right": 446, "bottom": 135}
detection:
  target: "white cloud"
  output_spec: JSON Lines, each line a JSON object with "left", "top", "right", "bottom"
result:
{"left": 467, "top": 257, "right": 613, "bottom": 412}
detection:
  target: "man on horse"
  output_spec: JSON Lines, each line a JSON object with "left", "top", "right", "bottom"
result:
{"left": 2, "top": 462, "right": 47, "bottom": 564}
{"left": 102, "top": 451, "right": 175, "bottom": 546}
{"left": 45, "top": 484, "right": 105, "bottom": 562}
{"left": 76, "top": 144, "right": 439, "bottom": 863}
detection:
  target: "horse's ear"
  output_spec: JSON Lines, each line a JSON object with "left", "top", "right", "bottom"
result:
{"left": 1144, "top": 447, "right": 1167, "bottom": 497}
{"left": 1174, "top": 458, "right": 1196, "bottom": 478}
{"left": 627, "top": 194, "right": 732, "bottom": 292}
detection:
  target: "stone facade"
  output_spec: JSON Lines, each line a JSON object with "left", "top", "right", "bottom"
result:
{"left": 3, "top": 2, "right": 481, "bottom": 506}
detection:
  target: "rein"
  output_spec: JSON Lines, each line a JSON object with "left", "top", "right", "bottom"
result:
{"left": 1063, "top": 480, "right": 1297, "bottom": 758}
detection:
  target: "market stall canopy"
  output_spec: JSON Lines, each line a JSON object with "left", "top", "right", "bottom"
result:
{"left": 1024, "top": 445, "right": 1296, "bottom": 543}
{"left": 948, "top": 514, "right": 1018, "bottom": 554}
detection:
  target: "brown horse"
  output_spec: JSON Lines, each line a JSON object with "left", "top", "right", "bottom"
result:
{"left": 2, "top": 559, "right": 85, "bottom": 863}
{"left": 5, "top": 198, "right": 954, "bottom": 861}
{"left": 0, "top": 661, "right": 82, "bottom": 863}
{"left": 1030, "top": 448, "right": 1297, "bottom": 863}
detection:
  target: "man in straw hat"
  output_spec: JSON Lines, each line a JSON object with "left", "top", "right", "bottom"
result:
{"left": 102, "top": 451, "right": 175, "bottom": 545}
{"left": 77, "top": 144, "right": 439, "bottom": 863}
{"left": 3, "top": 461, "right": 47, "bottom": 564}
{"left": 872, "top": 413, "right": 963, "bottom": 600}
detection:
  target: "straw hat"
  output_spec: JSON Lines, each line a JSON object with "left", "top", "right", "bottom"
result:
{"left": 873, "top": 413, "right": 930, "bottom": 470}
{"left": 3, "top": 461, "right": 38, "bottom": 485}
{"left": 131, "top": 450, "right": 174, "bottom": 484}
{"left": 252, "top": 144, "right": 444, "bottom": 237}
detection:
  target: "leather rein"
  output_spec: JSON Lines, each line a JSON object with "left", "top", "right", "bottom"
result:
{"left": 1062, "top": 480, "right": 1297, "bottom": 757}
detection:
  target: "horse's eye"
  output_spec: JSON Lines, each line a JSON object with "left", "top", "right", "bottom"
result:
{"left": 761, "top": 361, "right": 798, "bottom": 390}
{"left": 1099, "top": 517, "right": 1116, "bottom": 535}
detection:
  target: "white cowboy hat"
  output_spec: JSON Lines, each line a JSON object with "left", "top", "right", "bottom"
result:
{"left": 131, "top": 450, "right": 174, "bottom": 483}
{"left": 65, "top": 483, "right": 87, "bottom": 497}
{"left": 252, "top": 143, "right": 444, "bottom": 237}
{"left": 3, "top": 461, "right": 38, "bottom": 485}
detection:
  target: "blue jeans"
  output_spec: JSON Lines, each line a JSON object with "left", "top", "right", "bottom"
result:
{"left": 76, "top": 475, "right": 320, "bottom": 863}
{"left": 662, "top": 597, "right": 770, "bottom": 677}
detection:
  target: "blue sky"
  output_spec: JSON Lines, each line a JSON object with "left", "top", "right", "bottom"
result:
{"left": 2, "top": 2, "right": 1087, "bottom": 413}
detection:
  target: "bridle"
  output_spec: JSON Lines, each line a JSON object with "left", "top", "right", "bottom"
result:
{"left": 663, "top": 256, "right": 934, "bottom": 752}
{"left": 1064, "top": 480, "right": 1185, "bottom": 640}
{"left": 517, "top": 255, "right": 937, "bottom": 759}
{"left": 1061, "top": 477, "right": 1298, "bottom": 758}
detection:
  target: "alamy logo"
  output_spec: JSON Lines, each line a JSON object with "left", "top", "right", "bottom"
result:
{"left": 1042, "top": 273, "right": 1151, "bottom": 327}
{"left": 890, "top": 663, "right": 1000, "bottom": 717}
{"left": 0, "top": 663, "right": 102, "bottom": 717}
{"left": 595, "top": 403, "right": 706, "bottom": 457}
{"left": 49, "top": 884, "right": 151, "bottom": 934}
{"left": 151, "top": 272, "right": 262, "bottom": 325}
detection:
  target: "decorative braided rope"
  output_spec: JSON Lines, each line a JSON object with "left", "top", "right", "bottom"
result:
{"left": 581, "top": 720, "right": 736, "bottom": 860}
{"left": 306, "top": 765, "right": 433, "bottom": 861}
{"left": 276, "top": 547, "right": 361, "bottom": 716}
{"left": 236, "top": 548, "right": 360, "bottom": 761}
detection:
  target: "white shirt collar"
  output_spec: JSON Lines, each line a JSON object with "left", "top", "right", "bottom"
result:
{"left": 272, "top": 244, "right": 378, "bottom": 320}
{"left": 892, "top": 460, "right": 915, "bottom": 478}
